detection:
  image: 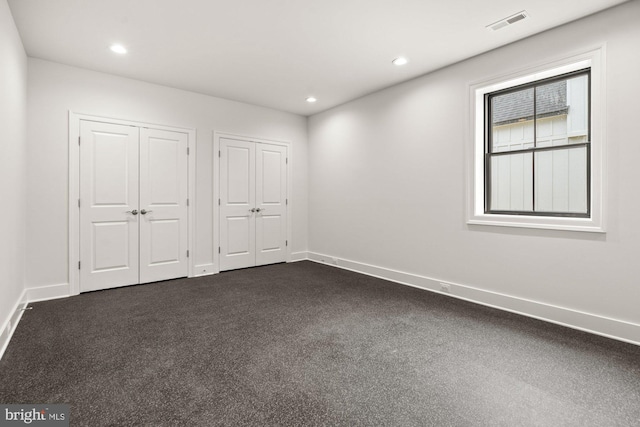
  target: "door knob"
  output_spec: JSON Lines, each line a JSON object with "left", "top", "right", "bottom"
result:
{"left": 140, "top": 209, "right": 152, "bottom": 215}
{"left": 256, "top": 208, "right": 266, "bottom": 213}
{"left": 250, "top": 208, "right": 256, "bottom": 213}
{"left": 126, "top": 209, "right": 139, "bottom": 215}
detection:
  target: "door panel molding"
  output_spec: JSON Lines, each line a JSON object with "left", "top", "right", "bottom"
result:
{"left": 69, "top": 112, "right": 196, "bottom": 295}
{"left": 214, "top": 132, "right": 292, "bottom": 273}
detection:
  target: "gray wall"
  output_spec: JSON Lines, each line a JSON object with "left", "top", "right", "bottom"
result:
{"left": 5, "top": 0, "right": 640, "bottom": 346}
{"left": 26, "top": 59, "right": 308, "bottom": 290}
{"left": 308, "top": 1, "right": 640, "bottom": 340}
{"left": 0, "top": 0, "right": 27, "bottom": 342}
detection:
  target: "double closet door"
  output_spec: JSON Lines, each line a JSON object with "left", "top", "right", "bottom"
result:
{"left": 219, "top": 138, "right": 288, "bottom": 271}
{"left": 79, "top": 120, "right": 189, "bottom": 292}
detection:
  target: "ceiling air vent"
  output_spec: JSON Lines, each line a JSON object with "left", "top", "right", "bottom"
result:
{"left": 487, "top": 11, "right": 528, "bottom": 31}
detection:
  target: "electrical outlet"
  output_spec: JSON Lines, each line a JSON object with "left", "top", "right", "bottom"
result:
{"left": 196, "top": 265, "right": 214, "bottom": 276}
{"left": 440, "top": 283, "right": 451, "bottom": 293}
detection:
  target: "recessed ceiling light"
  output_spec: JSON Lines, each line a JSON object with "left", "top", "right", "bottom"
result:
{"left": 392, "top": 57, "right": 408, "bottom": 66}
{"left": 306, "top": 97, "right": 317, "bottom": 103}
{"left": 110, "top": 44, "right": 127, "bottom": 54}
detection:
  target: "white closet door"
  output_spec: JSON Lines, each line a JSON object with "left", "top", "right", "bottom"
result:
{"left": 139, "top": 128, "right": 189, "bottom": 283}
{"left": 255, "top": 143, "right": 288, "bottom": 266}
{"left": 219, "top": 138, "right": 256, "bottom": 271}
{"left": 80, "top": 121, "right": 140, "bottom": 292}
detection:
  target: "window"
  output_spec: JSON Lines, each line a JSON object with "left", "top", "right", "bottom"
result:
{"left": 486, "top": 69, "right": 590, "bottom": 216}
{"left": 468, "top": 49, "right": 605, "bottom": 232}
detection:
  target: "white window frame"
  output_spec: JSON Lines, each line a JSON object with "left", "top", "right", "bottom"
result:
{"left": 467, "top": 47, "right": 606, "bottom": 232}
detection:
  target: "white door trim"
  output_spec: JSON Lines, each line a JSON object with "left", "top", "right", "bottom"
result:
{"left": 69, "top": 112, "right": 197, "bottom": 295}
{"left": 213, "top": 131, "right": 292, "bottom": 273}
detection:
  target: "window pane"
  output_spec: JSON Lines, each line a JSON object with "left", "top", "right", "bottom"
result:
{"left": 535, "top": 146, "right": 588, "bottom": 214}
{"left": 491, "top": 88, "right": 534, "bottom": 153}
{"left": 566, "top": 74, "right": 589, "bottom": 140}
{"left": 536, "top": 74, "right": 588, "bottom": 147}
{"left": 489, "top": 152, "right": 533, "bottom": 212}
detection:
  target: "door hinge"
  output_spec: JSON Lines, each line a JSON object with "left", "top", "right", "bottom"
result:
{"left": 218, "top": 247, "right": 221, "bottom": 254}
{"left": 286, "top": 240, "right": 288, "bottom": 247}
{"left": 187, "top": 147, "right": 190, "bottom": 155}
{"left": 187, "top": 250, "right": 189, "bottom": 258}
{"left": 218, "top": 198, "right": 221, "bottom": 206}
{"left": 218, "top": 150, "right": 221, "bottom": 158}
{"left": 186, "top": 198, "right": 190, "bottom": 207}
{"left": 286, "top": 157, "right": 288, "bottom": 164}
{"left": 78, "top": 136, "right": 80, "bottom": 146}
{"left": 286, "top": 199, "right": 288, "bottom": 206}
{"left": 78, "top": 261, "right": 81, "bottom": 270}
{"left": 78, "top": 199, "right": 81, "bottom": 208}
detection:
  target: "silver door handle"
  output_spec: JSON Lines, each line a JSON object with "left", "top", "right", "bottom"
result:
{"left": 140, "top": 209, "right": 152, "bottom": 215}
{"left": 250, "top": 208, "right": 256, "bottom": 213}
{"left": 256, "top": 208, "right": 266, "bottom": 212}
{"left": 126, "top": 209, "right": 139, "bottom": 215}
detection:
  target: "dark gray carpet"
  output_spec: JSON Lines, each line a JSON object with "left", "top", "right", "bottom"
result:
{"left": 1, "top": 261, "right": 639, "bottom": 426}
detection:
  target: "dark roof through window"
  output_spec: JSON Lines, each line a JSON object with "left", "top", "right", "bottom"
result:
{"left": 492, "top": 81, "right": 567, "bottom": 126}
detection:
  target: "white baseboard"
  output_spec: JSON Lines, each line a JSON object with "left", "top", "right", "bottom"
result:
{"left": 0, "top": 290, "right": 28, "bottom": 361}
{"left": 4, "top": 254, "right": 637, "bottom": 362}
{"left": 26, "top": 283, "right": 71, "bottom": 303}
{"left": 290, "top": 251, "right": 308, "bottom": 262}
{"left": 306, "top": 251, "right": 640, "bottom": 346}
{"left": 193, "top": 263, "right": 215, "bottom": 277}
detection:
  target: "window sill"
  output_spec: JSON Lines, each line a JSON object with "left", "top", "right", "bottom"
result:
{"left": 467, "top": 214, "right": 605, "bottom": 233}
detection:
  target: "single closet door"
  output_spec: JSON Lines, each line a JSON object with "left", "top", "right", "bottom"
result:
{"left": 219, "top": 138, "right": 256, "bottom": 271}
{"left": 139, "top": 128, "right": 189, "bottom": 283}
{"left": 79, "top": 121, "right": 140, "bottom": 292}
{"left": 255, "top": 143, "right": 288, "bottom": 266}
{"left": 79, "top": 121, "right": 189, "bottom": 292}
{"left": 219, "top": 137, "right": 287, "bottom": 271}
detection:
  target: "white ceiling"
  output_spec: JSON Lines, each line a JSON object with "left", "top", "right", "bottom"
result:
{"left": 8, "top": 0, "right": 628, "bottom": 116}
